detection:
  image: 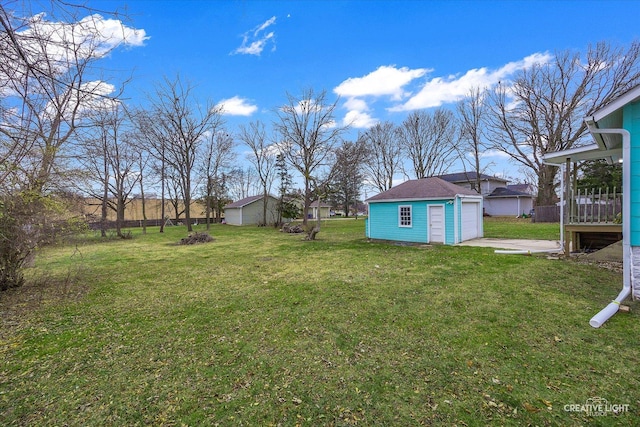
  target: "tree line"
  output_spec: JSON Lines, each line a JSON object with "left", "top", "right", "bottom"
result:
{"left": 2, "top": 1, "right": 640, "bottom": 290}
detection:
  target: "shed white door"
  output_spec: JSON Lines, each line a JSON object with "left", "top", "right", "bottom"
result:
{"left": 428, "top": 205, "right": 445, "bottom": 243}
{"left": 461, "top": 202, "right": 480, "bottom": 241}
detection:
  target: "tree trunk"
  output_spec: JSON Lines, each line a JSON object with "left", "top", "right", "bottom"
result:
{"left": 205, "top": 178, "right": 212, "bottom": 231}
{"left": 139, "top": 177, "right": 147, "bottom": 235}
{"left": 159, "top": 148, "right": 166, "bottom": 232}
{"left": 116, "top": 197, "right": 125, "bottom": 238}
{"left": 536, "top": 164, "right": 558, "bottom": 206}
{"left": 305, "top": 195, "right": 322, "bottom": 240}
{"left": 262, "top": 190, "right": 268, "bottom": 226}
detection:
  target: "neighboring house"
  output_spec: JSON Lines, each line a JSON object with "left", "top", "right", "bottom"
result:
{"left": 438, "top": 172, "right": 508, "bottom": 195}
{"left": 439, "top": 172, "right": 537, "bottom": 216}
{"left": 224, "top": 195, "right": 279, "bottom": 226}
{"left": 365, "top": 177, "right": 483, "bottom": 245}
{"left": 507, "top": 183, "right": 537, "bottom": 196}
{"left": 543, "top": 83, "right": 640, "bottom": 326}
{"left": 306, "top": 200, "right": 331, "bottom": 220}
{"left": 484, "top": 187, "right": 534, "bottom": 217}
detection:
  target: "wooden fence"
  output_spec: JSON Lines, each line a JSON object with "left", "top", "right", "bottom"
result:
{"left": 533, "top": 205, "right": 559, "bottom": 223}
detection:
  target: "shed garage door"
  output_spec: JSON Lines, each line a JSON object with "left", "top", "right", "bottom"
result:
{"left": 461, "top": 202, "right": 480, "bottom": 241}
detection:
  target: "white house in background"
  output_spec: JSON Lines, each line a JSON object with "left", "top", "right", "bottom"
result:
{"left": 437, "top": 172, "right": 508, "bottom": 195}
{"left": 306, "top": 200, "right": 331, "bottom": 220}
{"left": 485, "top": 187, "right": 534, "bottom": 217}
{"left": 438, "top": 172, "right": 536, "bottom": 216}
{"left": 224, "top": 195, "right": 279, "bottom": 226}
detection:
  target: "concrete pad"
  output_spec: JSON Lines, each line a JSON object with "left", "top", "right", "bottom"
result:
{"left": 457, "top": 238, "right": 562, "bottom": 252}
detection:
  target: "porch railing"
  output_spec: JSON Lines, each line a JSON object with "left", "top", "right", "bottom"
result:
{"left": 567, "top": 187, "right": 622, "bottom": 224}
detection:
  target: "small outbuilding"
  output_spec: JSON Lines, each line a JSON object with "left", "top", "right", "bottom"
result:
{"left": 224, "top": 194, "right": 279, "bottom": 226}
{"left": 365, "top": 177, "right": 483, "bottom": 245}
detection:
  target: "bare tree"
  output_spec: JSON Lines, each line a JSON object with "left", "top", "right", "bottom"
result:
{"left": 166, "top": 172, "right": 185, "bottom": 224}
{"left": 201, "top": 130, "right": 235, "bottom": 228}
{"left": 331, "top": 140, "right": 367, "bottom": 217}
{"left": 486, "top": 41, "right": 640, "bottom": 205}
{"left": 274, "top": 89, "right": 348, "bottom": 228}
{"left": 130, "top": 108, "right": 169, "bottom": 232}
{"left": 0, "top": 3, "right": 143, "bottom": 193}
{"left": 145, "top": 75, "right": 223, "bottom": 231}
{"left": 359, "top": 121, "right": 402, "bottom": 192}
{"left": 238, "top": 121, "right": 277, "bottom": 226}
{"left": 0, "top": 2, "right": 144, "bottom": 289}
{"left": 134, "top": 144, "right": 151, "bottom": 234}
{"left": 398, "top": 109, "right": 458, "bottom": 179}
{"left": 456, "top": 87, "right": 490, "bottom": 193}
{"left": 80, "top": 104, "right": 139, "bottom": 237}
{"left": 227, "top": 167, "right": 258, "bottom": 202}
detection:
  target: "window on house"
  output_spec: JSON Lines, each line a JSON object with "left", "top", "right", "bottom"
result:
{"left": 399, "top": 205, "right": 412, "bottom": 227}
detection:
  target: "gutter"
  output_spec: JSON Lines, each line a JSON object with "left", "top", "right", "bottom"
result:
{"left": 585, "top": 124, "right": 631, "bottom": 328}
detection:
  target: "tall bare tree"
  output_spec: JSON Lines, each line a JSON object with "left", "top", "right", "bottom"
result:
{"left": 0, "top": 3, "right": 144, "bottom": 192}
{"left": 331, "top": 140, "right": 367, "bottom": 217}
{"left": 398, "top": 109, "right": 458, "bottom": 179}
{"left": 487, "top": 41, "right": 640, "bottom": 205}
{"left": 274, "top": 89, "right": 347, "bottom": 227}
{"left": 80, "top": 103, "right": 139, "bottom": 237}
{"left": 227, "top": 167, "right": 258, "bottom": 202}
{"left": 201, "top": 130, "right": 235, "bottom": 228}
{"left": 0, "top": 2, "right": 144, "bottom": 289}
{"left": 130, "top": 108, "right": 169, "bottom": 232}
{"left": 359, "top": 121, "right": 402, "bottom": 192}
{"left": 145, "top": 75, "right": 223, "bottom": 231}
{"left": 456, "top": 87, "right": 490, "bottom": 193}
{"left": 238, "top": 121, "right": 277, "bottom": 226}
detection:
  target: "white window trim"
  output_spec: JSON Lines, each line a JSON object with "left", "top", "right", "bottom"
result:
{"left": 398, "top": 205, "right": 412, "bottom": 228}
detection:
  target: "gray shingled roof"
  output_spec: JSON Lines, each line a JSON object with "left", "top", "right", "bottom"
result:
{"left": 438, "top": 172, "right": 508, "bottom": 184}
{"left": 487, "top": 187, "right": 533, "bottom": 198}
{"left": 366, "top": 177, "right": 479, "bottom": 202}
{"left": 224, "top": 195, "right": 266, "bottom": 209}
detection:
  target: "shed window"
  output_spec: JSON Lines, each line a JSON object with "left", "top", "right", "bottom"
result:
{"left": 399, "top": 205, "right": 412, "bottom": 227}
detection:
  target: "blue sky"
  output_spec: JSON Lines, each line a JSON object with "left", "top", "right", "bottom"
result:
{"left": 35, "top": 0, "right": 640, "bottom": 183}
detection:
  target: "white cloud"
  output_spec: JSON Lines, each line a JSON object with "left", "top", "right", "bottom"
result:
{"left": 232, "top": 16, "right": 277, "bottom": 56}
{"left": 334, "top": 65, "right": 428, "bottom": 129}
{"left": 334, "top": 65, "right": 429, "bottom": 100}
{"left": 343, "top": 109, "right": 378, "bottom": 128}
{"left": 20, "top": 13, "right": 148, "bottom": 61}
{"left": 216, "top": 96, "right": 258, "bottom": 116}
{"left": 478, "top": 149, "right": 512, "bottom": 159}
{"left": 390, "top": 52, "right": 553, "bottom": 111}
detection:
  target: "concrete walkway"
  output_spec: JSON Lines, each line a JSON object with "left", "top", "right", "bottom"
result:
{"left": 457, "top": 238, "right": 562, "bottom": 252}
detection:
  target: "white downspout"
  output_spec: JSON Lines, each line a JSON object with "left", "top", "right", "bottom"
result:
{"left": 588, "top": 127, "right": 631, "bottom": 328}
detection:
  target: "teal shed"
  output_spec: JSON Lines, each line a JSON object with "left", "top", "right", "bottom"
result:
{"left": 365, "top": 177, "right": 483, "bottom": 245}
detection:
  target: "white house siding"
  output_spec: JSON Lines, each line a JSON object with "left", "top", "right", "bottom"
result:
{"left": 484, "top": 198, "right": 533, "bottom": 216}
{"left": 225, "top": 197, "right": 279, "bottom": 225}
{"left": 225, "top": 209, "right": 243, "bottom": 225}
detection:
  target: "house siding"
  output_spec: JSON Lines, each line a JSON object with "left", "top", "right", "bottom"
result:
{"left": 623, "top": 101, "right": 640, "bottom": 246}
{"left": 225, "top": 197, "right": 279, "bottom": 225}
{"left": 368, "top": 201, "right": 427, "bottom": 243}
{"left": 484, "top": 198, "right": 533, "bottom": 216}
{"left": 368, "top": 200, "right": 460, "bottom": 244}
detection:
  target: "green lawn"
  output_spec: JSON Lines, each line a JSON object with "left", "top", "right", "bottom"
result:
{"left": 1, "top": 219, "right": 638, "bottom": 425}
{"left": 483, "top": 216, "right": 561, "bottom": 240}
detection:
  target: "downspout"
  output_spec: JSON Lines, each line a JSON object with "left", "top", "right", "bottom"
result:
{"left": 454, "top": 195, "right": 459, "bottom": 244}
{"left": 588, "top": 126, "right": 631, "bottom": 328}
